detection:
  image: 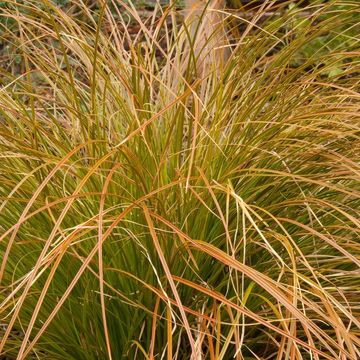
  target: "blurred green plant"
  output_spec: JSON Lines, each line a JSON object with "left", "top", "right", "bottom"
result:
{"left": 286, "top": 1, "right": 360, "bottom": 77}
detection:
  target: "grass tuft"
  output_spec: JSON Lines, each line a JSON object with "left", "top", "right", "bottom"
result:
{"left": 0, "top": 0, "right": 359, "bottom": 359}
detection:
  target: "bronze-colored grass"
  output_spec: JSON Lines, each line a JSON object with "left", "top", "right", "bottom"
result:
{"left": 0, "top": 0, "right": 359, "bottom": 359}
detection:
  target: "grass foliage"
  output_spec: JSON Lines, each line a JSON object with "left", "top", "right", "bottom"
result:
{"left": 0, "top": 0, "right": 359, "bottom": 358}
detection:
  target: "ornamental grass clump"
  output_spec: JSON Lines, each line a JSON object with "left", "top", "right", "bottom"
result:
{"left": 0, "top": 0, "right": 359, "bottom": 359}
